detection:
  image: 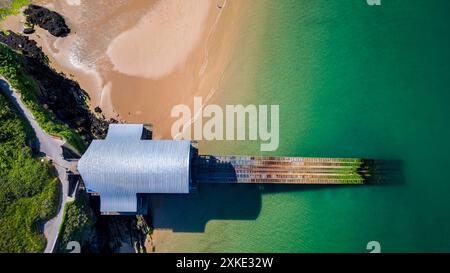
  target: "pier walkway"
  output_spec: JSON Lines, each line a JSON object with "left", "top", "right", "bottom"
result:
{"left": 192, "top": 155, "right": 375, "bottom": 185}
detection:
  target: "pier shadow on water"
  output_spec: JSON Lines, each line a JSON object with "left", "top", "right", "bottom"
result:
{"left": 148, "top": 183, "right": 261, "bottom": 233}
{"left": 147, "top": 159, "right": 404, "bottom": 233}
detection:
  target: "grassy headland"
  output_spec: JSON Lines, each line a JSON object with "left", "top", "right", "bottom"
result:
{"left": 0, "top": 90, "right": 59, "bottom": 253}
{"left": 0, "top": 43, "right": 86, "bottom": 152}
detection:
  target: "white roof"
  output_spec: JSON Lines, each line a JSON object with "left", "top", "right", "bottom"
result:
{"left": 78, "top": 124, "right": 191, "bottom": 213}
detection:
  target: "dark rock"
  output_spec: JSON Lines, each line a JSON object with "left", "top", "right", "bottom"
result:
{"left": 24, "top": 4, "right": 70, "bottom": 37}
{"left": 23, "top": 28, "right": 35, "bottom": 35}
{"left": 94, "top": 106, "right": 102, "bottom": 113}
{"left": 0, "top": 31, "right": 48, "bottom": 63}
{"left": 0, "top": 32, "right": 114, "bottom": 144}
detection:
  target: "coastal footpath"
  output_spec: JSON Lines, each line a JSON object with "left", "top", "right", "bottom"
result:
{"left": 0, "top": 81, "right": 58, "bottom": 252}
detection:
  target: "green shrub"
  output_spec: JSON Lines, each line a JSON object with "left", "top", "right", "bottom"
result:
{"left": 0, "top": 92, "right": 59, "bottom": 253}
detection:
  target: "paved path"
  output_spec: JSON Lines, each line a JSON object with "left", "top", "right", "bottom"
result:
{"left": 0, "top": 78, "right": 77, "bottom": 253}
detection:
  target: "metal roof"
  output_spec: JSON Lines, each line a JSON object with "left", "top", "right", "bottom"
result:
{"left": 78, "top": 124, "right": 192, "bottom": 214}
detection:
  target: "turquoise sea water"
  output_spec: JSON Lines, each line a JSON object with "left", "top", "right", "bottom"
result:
{"left": 152, "top": 0, "right": 450, "bottom": 252}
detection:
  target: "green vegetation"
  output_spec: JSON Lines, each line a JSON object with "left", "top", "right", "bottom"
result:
{"left": 57, "top": 192, "right": 95, "bottom": 252}
{"left": 317, "top": 159, "right": 365, "bottom": 184}
{"left": 0, "top": 91, "right": 59, "bottom": 253}
{"left": 0, "top": 0, "right": 29, "bottom": 20}
{"left": 0, "top": 43, "right": 86, "bottom": 152}
{"left": 0, "top": 30, "right": 91, "bottom": 252}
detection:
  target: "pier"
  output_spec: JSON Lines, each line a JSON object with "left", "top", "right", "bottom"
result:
{"left": 78, "top": 124, "right": 380, "bottom": 215}
{"left": 192, "top": 155, "right": 374, "bottom": 185}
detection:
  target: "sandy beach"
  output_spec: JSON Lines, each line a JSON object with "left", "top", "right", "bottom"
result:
{"left": 1, "top": 0, "right": 250, "bottom": 139}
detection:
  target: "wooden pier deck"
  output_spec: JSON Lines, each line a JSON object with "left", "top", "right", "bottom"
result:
{"left": 192, "top": 155, "right": 375, "bottom": 185}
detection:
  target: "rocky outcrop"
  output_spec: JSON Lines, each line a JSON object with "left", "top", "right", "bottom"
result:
{"left": 0, "top": 31, "right": 48, "bottom": 63}
{"left": 26, "top": 57, "right": 117, "bottom": 142}
{"left": 103, "top": 216, "right": 148, "bottom": 253}
{"left": 85, "top": 215, "right": 148, "bottom": 252}
{"left": 79, "top": 196, "right": 151, "bottom": 253}
{"left": 23, "top": 5, "right": 70, "bottom": 37}
{"left": 23, "top": 28, "right": 35, "bottom": 35}
{"left": 0, "top": 31, "right": 115, "bottom": 143}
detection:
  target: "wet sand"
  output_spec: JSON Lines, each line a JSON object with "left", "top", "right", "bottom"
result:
{"left": 1, "top": 0, "right": 250, "bottom": 139}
